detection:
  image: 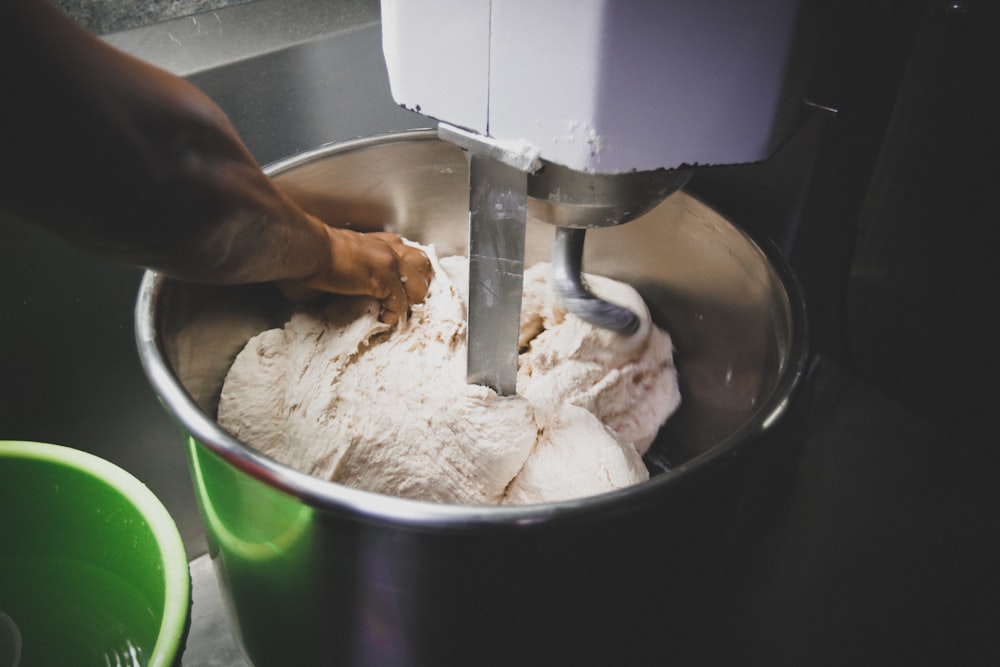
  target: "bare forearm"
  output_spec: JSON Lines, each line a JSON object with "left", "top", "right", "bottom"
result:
{"left": 0, "top": 1, "right": 432, "bottom": 322}
{"left": 0, "top": 1, "right": 308, "bottom": 277}
{"left": 150, "top": 165, "right": 331, "bottom": 286}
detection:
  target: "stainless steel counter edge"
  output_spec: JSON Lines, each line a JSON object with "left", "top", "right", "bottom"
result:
{"left": 105, "top": 0, "right": 421, "bottom": 169}
{"left": 103, "top": 0, "right": 382, "bottom": 78}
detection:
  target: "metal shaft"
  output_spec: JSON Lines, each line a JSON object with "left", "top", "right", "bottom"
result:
{"left": 466, "top": 154, "right": 528, "bottom": 396}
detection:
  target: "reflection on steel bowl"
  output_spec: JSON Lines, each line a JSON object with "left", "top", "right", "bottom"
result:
{"left": 136, "top": 130, "right": 808, "bottom": 667}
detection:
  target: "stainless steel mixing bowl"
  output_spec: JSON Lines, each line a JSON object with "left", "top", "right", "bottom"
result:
{"left": 136, "top": 130, "right": 808, "bottom": 666}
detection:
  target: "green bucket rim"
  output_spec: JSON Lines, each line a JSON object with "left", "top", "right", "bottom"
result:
{"left": 0, "top": 440, "right": 190, "bottom": 667}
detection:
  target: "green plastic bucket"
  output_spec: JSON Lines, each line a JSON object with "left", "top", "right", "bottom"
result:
{"left": 0, "top": 441, "right": 190, "bottom": 667}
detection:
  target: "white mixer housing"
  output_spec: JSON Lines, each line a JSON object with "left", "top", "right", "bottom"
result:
{"left": 381, "top": 0, "right": 804, "bottom": 174}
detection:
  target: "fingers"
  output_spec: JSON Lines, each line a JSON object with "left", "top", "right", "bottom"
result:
{"left": 288, "top": 225, "right": 433, "bottom": 326}
{"left": 370, "top": 231, "right": 433, "bottom": 302}
{"left": 365, "top": 232, "right": 433, "bottom": 325}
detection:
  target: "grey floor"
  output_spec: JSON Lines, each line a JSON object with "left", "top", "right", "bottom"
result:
{"left": 184, "top": 555, "right": 247, "bottom": 667}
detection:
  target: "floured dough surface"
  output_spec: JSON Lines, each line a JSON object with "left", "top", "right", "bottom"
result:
{"left": 217, "top": 245, "right": 680, "bottom": 505}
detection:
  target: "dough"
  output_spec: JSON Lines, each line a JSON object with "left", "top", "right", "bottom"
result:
{"left": 217, "top": 245, "right": 680, "bottom": 505}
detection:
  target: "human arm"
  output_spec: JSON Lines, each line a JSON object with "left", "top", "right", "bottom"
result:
{"left": 0, "top": 0, "right": 430, "bottom": 323}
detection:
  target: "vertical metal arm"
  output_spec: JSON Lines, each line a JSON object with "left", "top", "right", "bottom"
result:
{"left": 466, "top": 154, "right": 528, "bottom": 396}
{"left": 440, "top": 123, "right": 540, "bottom": 396}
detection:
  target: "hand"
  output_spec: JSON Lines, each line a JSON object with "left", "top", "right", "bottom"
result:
{"left": 279, "top": 220, "right": 433, "bottom": 325}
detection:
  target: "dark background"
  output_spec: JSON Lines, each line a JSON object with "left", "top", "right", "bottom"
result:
{"left": 686, "top": 0, "right": 1000, "bottom": 663}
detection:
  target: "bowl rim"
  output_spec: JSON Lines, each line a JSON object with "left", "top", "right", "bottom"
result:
{"left": 134, "top": 129, "right": 809, "bottom": 531}
{"left": 0, "top": 440, "right": 191, "bottom": 667}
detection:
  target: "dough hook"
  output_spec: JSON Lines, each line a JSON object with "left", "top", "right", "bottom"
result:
{"left": 551, "top": 227, "right": 640, "bottom": 335}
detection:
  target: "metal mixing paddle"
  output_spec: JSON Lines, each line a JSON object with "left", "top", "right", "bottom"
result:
{"left": 551, "top": 227, "right": 640, "bottom": 335}
{"left": 441, "top": 124, "right": 540, "bottom": 396}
